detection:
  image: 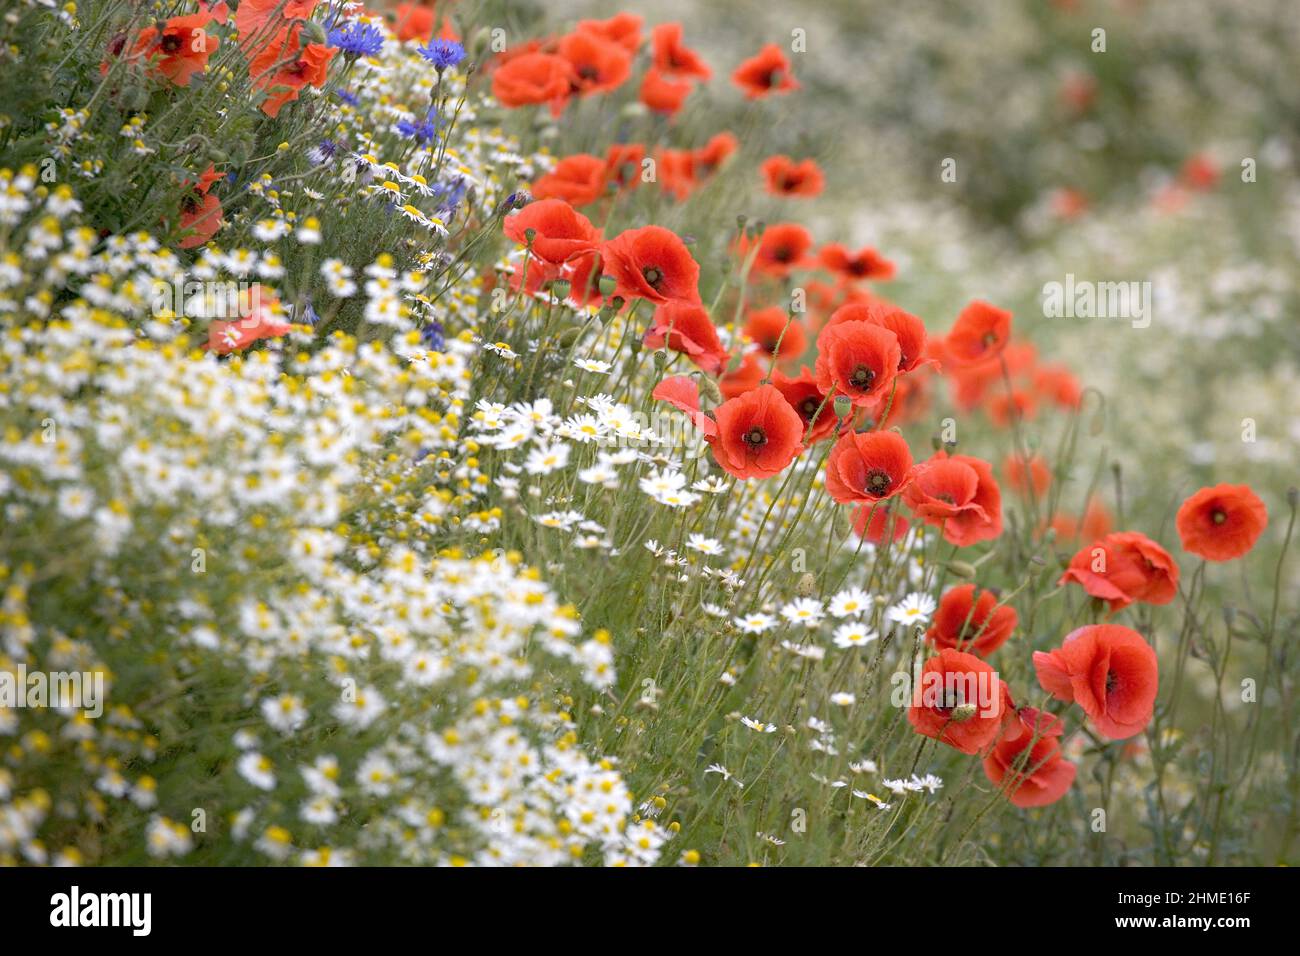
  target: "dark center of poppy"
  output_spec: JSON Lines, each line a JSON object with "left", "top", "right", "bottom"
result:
{"left": 577, "top": 64, "right": 598, "bottom": 81}
{"left": 866, "top": 469, "right": 891, "bottom": 494}
{"left": 849, "top": 364, "right": 875, "bottom": 389}
{"left": 642, "top": 266, "right": 663, "bottom": 289}
{"left": 742, "top": 426, "right": 767, "bottom": 447}
{"left": 1105, "top": 670, "right": 1118, "bottom": 694}
{"left": 762, "top": 68, "right": 781, "bottom": 88}
{"left": 772, "top": 246, "right": 793, "bottom": 263}
{"left": 288, "top": 59, "right": 311, "bottom": 78}
{"left": 800, "top": 397, "right": 820, "bottom": 420}
{"left": 160, "top": 34, "right": 183, "bottom": 54}
{"left": 981, "top": 331, "right": 998, "bottom": 347}
{"left": 1212, "top": 509, "right": 1227, "bottom": 525}
{"left": 937, "top": 493, "right": 956, "bottom": 505}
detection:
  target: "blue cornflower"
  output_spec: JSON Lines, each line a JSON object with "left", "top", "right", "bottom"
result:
{"left": 418, "top": 39, "right": 467, "bottom": 71}
{"left": 420, "top": 321, "right": 445, "bottom": 352}
{"left": 328, "top": 21, "right": 385, "bottom": 59}
{"left": 396, "top": 109, "right": 441, "bottom": 144}
{"left": 334, "top": 88, "right": 360, "bottom": 107}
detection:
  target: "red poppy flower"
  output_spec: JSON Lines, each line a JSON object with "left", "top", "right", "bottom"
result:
{"left": 907, "top": 648, "right": 1010, "bottom": 755}
{"left": 770, "top": 366, "right": 836, "bottom": 443}
{"left": 903, "top": 451, "right": 1003, "bottom": 547}
{"left": 707, "top": 384, "right": 805, "bottom": 480}
{"left": 605, "top": 143, "right": 646, "bottom": 191}
{"left": 744, "top": 306, "right": 806, "bottom": 361}
{"left": 818, "top": 243, "right": 895, "bottom": 282}
{"left": 1003, "top": 453, "right": 1051, "bottom": 499}
{"left": 392, "top": 3, "right": 435, "bottom": 43}
{"left": 203, "top": 286, "right": 291, "bottom": 354}
{"left": 576, "top": 13, "right": 643, "bottom": 54}
{"left": 945, "top": 300, "right": 1013, "bottom": 367}
{"left": 760, "top": 156, "right": 824, "bottom": 198}
{"left": 692, "top": 132, "right": 739, "bottom": 177}
{"left": 601, "top": 225, "right": 701, "bottom": 307}
{"left": 731, "top": 43, "right": 798, "bottom": 99}
{"left": 1175, "top": 484, "right": 1268, "bottom": 561}
{"left": 503, "top": 198, "right": 601, "bottom": 268}
{"left": 984, "top": 708, "right": 1077, "bottom": 808}
{"left": 234, "top": 0, "right": 316, "bottom": 53}
{"left": 652, "top": 375, "right": 717, "bottom": 438}
{"left": 813, "top": 320, "right": 900, "bottom": 409}
{"left": 532, "top": 154, "right": 608, "bottom": 207}
{"left": 718, "top": 352, "right": 765, "bottom": 400}
{"left": 1034, "top": 624, "right": 1158, "bottom": 739}
{"left": 249, "top": 26, "right": 336, "bottom": 118}
{"left": 557, "top": 30, "right": 632, "bottom": 97}
{"left": 1180, "top": 153, "right": 1220, "bottom": 191}
{"left": 657, "top": 148, "right": 697, "bottom": 201}
{"left": 853, "top": 504, "right": 910, "bottom": 544}
{"left": 491, "top": 52, "right": 574, "bottom": 115}
{"left": 1033, "top": 363, "right": 1082, "bottom": 408}
{"left": 927, "top": 583, "right": 1017, "bottom": 656}
{"left": 128, "top": 13, "right": 219, "bottom": 87}
{"left": 640, "top": 67, "right": 692, "bottom": 114}
{"left": 177, "top": 165, "right": 225, "bottom": 249}
{"left": 825, "top": 430, "right": 913, "bottom": 504}
{"left": 828, "top": 301, "right": 929, "bottom": 373}
{"left": 987, "top": 388, "right": 1037, "bottom": 428}
{"left": 737, "top": 222, "right": 814, "bottom": 278}
{"left": 1058, "top": 531, "right": 1179, "bottom": 611}
{"left": 651, "top": 23, "right": 711, "bottom": 81}
{"left": 644, "top": 302, "right": 729, "bottom": 374}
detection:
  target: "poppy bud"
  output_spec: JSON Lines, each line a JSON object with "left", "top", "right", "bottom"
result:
{"left": 1222, "top": 604, "right": 1236, "bottom": 627}
{"left": 598, "top": 275, "right": 617, "bottom": 297}
{"left": 736, "top": 214, "right": 748, "bottom": 230}
{"left": 695, "top": 373, "right": 722, "bottom": 407}
{"left": 652, "top": 350, "right": 668, "bottom": 370}
{"left": 553, "top": 326, "right": 582, "bottom": 348}
{"left": 301, "top": 19, "right": 328, "bottom": 45}
{"left": 795, "top": 572, "right": 817, "bottom": 597}
{"left": 1288, "top": 486, "right": 1299, "bottom": 508}
{"left": 947, "top": 560, "right": 977, "bottom": 579}
{"left": 931, "top": 433, "right": 943, "bottom": 451}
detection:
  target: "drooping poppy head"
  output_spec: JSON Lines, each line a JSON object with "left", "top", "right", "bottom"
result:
{"left": 640, "top": 67, "right": 693, "bottom": 114}
{"left": 644, "top": 302, "right": 729, "bottom": 374}
{"left": 707, "top": 384, "right": 805, "bottom": 480}
{"left": 651, "top": 22, "right": 711, "bottom": 81}
{"left": 927, "top": 583, "right": 1018, "bottom": 656}
{"left": 503, "top": 198, "right": 601, "bottom": 267}
{"left": 907, "top": 648, "right": 1010, "bottom": 755}
{"left": 770, "top": 366, "right": 836, "bottom": 444}
{"left": 744, "top": 306, "right": 806, "bottom": 361}
{"left": 601, "top": 225, "right": 701, "bottom": 306}
{"left": 652, "top": 375, "right": 717, "bottom": 438}
{"left": 852, "top": 503, "right": 910, "bottom": 544}
{"left": 983, "top": 708, "right": 1076, "bottom": 808}
{"left": 1034, "top": 624, "right": 1158, "bottom": 739}
{"left": 532, "top": 154, "right": 608, "bottom": 207}
{"left": 1003, "top": 453, "right": 1051, "bottom": 499}
{"left": 557, "top": 29, "right": 633, "bottom": 97}
{"left": 760, "top": 156, "right": 824, "bottom": 198}
{"left": 575, "top": 12, "right": 644, "bottom": 54}
{"left": 718, "top": 352, "right": 765, "bottom": 400}
{"left": 813, "top": 320, "right": 901, "bottom": 409}
{"left": 1175, "top": 484, "right": 1268, "bottom": 561}
{"left": 1058, "top": 531, "right": 1179, "bottom": 611}
{"left": 945, "top": 300, "right": 1013, "bottom": 367}
{"left": 818, "top": 243, "right": 895, "bottom": 283}
{"left": 731, "top": 43, "right": 798, "bottom": 99}
{"left": 824, "top": 430, "right": 914, "bottom": 505}
{"left": 490, "top": 52, "right": 574, "bottom": 114}
{"left": 903, "top": 451, "right": 1003, "bottom": 547}
{"left": 737, "top": 222, "right": 814, "bottom": 279}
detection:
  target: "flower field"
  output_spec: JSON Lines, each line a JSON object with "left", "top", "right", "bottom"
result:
{"left": 0, "top": 0, "right": 1297, "bottom": 869}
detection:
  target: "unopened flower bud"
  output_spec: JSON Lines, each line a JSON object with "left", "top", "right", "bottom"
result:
{"left": 598, "top": 275, "right": 617, "bottom": 297}
{"left": 948, "top": 560, "right": 977, "bottom": 579}
{"left": 795, "top": 572, "right": 817, "bottom": 597}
